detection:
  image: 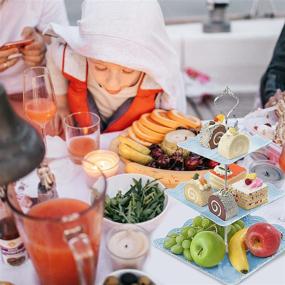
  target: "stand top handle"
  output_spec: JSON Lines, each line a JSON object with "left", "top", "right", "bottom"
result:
{"left": 214, "top": 86, "right": 239, "bottom": 125}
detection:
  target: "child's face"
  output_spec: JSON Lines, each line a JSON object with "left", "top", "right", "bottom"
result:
{"left": 89, "top": 59, "right": 142, "bottom": 94}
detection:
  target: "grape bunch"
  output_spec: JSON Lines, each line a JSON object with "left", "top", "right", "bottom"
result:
{"left": 148, "top": 145, "right": 218, "bottom": 171}
{"left": 163, "top": 216, "right": 245, "bottom": 261}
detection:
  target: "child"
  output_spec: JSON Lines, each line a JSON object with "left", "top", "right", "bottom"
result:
{"left": 46, "top": 0, "right": 185, "bottom": 132}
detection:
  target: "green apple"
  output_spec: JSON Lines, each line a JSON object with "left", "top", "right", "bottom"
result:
{"left": 190, "top": 231, "right": 226, "bottom": 267}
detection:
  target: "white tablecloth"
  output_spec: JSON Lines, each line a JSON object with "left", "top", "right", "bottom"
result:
{"left": 1, "top": 132, "right": 285, "bottom": 285}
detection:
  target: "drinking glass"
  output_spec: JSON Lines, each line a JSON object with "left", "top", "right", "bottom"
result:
{"left": 23, "top": 67, "right": 57, "bottom": 146}
{"left": 6, "top": 157, "right": 106, "bottom": 285}
{"left": 64, "top": 112, "right": 100, "bottom": 164}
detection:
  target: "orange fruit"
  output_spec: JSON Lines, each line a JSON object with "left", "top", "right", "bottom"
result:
{"left": 139, "top": 113, "right": 174, "bottom": 134}
{"left": 136, "top": 121, "right": 164, "bottom": 142}
{"left": 128, "top": 128, "right": 152, "bottom": 147}
{"left": 150, "top": 109, "right": 182, "bottom": 129}
{"left": 167, "top": 109, "right": 201, "bottom": 130}
{"left": 132, "top": 121, "right": 161, "bottom": 144}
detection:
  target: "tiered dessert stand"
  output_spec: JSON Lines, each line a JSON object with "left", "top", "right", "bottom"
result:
{"left": 153, "top": 89, "right": 285, "bottom": 285}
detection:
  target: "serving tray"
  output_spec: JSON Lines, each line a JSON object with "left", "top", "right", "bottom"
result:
{"left": 166, "top": 182, "right": 285, "bottom": 226}
{"left": 153, "top": 215, "right": 285, "bottom": 285}
{"left": 177, "top": 134, "right": 271, "bottom": 165}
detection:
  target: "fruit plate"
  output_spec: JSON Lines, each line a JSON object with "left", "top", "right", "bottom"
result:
{"left": 166, "top": 182, "right": 285, "bottom": 226}
{"left": 177, "top": 134, "right": 271, "bottom": 165}
{"left": 153, "top": 215, "right": 285, "bottom": 285}
{"left": 109, "top": 133, "right": 210, "bottom": 188}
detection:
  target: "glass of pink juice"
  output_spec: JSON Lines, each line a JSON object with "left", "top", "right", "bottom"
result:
{"left": 23, "top": 67, "right": 57, "bottom": 146}
{"left": 6, "top": 159, "right": 106, "bottom": 285}
{"left": 64, "top": 112, "right": 100, "bottom": 164}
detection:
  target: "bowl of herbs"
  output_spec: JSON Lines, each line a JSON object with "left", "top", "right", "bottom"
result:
{"left": 103, "top": 173, "right": 168, "bottom": 232}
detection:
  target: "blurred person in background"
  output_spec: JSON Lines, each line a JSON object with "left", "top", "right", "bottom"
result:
{"left": 0, "top": 0, "right": 68, "bottom": 118}
{"left": 260, "top": 23, "right": 285, "bottom": 108}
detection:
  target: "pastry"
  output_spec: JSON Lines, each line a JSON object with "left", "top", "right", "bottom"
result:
{"left": 184, "top": 173, "right": 212, "bottom": 206}
{"left": 208, "top": 191, "right": 238, "bottom": 221}
{"left": 230, "top": 174, "right": 268, "bottom": 210}
{"left": 209, "top": 164, "right": 247, "bottom": 190}
{"left": 161, "top": 129, "right": 195, "bottom": 156}
{"left": 218, "top": 127, "right": 250, "bottom": 159}
{"left": 199, "top": 120, "right": 227, "bottom": 149}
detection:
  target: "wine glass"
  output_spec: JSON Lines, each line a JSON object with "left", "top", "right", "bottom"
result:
{"left": 23, "top": 67, "right": 57, "bottom": 147}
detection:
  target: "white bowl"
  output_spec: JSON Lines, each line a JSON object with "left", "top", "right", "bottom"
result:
{"left": 103, "top": 173, "right": 168, "bottom": 233}
{"left": 99, "top": 269, "right": 160, "bottom": 285}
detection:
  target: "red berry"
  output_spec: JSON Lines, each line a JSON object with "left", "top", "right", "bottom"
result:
{"left": 185, "top": 157, "right": 200, "bottom": 171}
{"left": 245, "top": 179, "right": 252, "bottom": 185}
{"left": 207, "top": 160, "right": 219, "bottom": 169}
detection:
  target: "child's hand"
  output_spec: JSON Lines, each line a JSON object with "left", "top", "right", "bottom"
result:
{"left": 51, "top": 96, "right": 69, "bottom": 137}
{"left": 54, "top": 111, "right": 67, "bottom": 138}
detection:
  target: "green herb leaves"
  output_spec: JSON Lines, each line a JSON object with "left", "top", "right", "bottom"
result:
{"left": 104, "top": 178, "right": 165, "bottom": 224}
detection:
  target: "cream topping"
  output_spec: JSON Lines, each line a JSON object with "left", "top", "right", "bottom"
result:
{"left": 232, "top": 179, "right": 267, "bottom": 194}
{"left": 213, "top": 165, "right": 233, "bottom": 176}
{"left": 189, "top": 179, "right": 211, "bottom": 191}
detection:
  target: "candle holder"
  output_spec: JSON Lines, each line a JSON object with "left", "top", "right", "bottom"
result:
{"left": 106, "top": 225, "right": 150, "bottom": 270}
{"left": 83, "top": 150, "right": 120, "bottom": 186}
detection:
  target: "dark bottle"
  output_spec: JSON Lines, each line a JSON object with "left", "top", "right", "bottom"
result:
{"left": 0, "top": 187, "right": 27, "bottom": 266}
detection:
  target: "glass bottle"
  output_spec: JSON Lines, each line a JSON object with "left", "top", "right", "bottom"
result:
{"left": 0, "top": 186, "right": 27, "bottom": 266}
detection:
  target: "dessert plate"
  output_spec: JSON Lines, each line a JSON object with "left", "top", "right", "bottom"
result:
{"left": 177, "top": 134, "right": 271, "bottom": 165}
{"left": 166, "top": 182, "right": 285, "bottom": 226}
{"left": 153, "top": 215, "right": 285, "bottom": 285}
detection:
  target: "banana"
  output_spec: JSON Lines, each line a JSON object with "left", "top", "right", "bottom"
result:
{"left": 228, "top": 228, "right": 249, "bottom": 274}
{"left": 118, "top": 143, "right": 153, "bottom": 165}
{"left": 161, "top": 130, "right": 195, "bottom": 156}
{"left": 118, "top": 136, "right": 150, "bottom": 155}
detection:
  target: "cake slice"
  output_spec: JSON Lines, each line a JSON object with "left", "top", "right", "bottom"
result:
{"left": 184, "top": 174, "right": 212, "bottom": 206}
{"left": 199, "top": 120, "right": 226, "bottom": 149}
{"left": 208, "top": 190, "right": 238, "bottom": 221}
{"left": 209, "top": 164, "right": 247, "bottom": 190}
{"left": 218, "top": 127, "right": 250, "bottom": 159}
{"left": 230, "top": 174, "right": 268, "bottom": 210}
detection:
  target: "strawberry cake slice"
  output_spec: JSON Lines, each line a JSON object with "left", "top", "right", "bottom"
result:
{"left": 230, "top": 174, "right": 268, "bottom": 210}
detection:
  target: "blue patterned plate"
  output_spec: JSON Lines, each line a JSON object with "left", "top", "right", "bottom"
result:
{"left": 177, "top": 134, "right": 271, "bottom": 165}
{"left": 166, "top": 182, "right": 285, "bottom": 226}
{"left": 153, "top": 215, "right": 285, "bottom": 285}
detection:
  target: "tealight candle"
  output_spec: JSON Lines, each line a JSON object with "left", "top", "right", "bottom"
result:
{"left": 83, "top": 150, "right": 120, "bottom": 178}
{"left": 106, "top": 225, "right": 150, "bottom": 270}
{"left": 249, "top": 160, "right": 284, "bottom": 185}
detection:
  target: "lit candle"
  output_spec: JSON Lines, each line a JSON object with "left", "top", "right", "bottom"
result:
{"left": 83, "top": 150, "right": 120, "bottom": 178}
{"left": 106, "top": 225, "right": 150, "bottom": 270}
